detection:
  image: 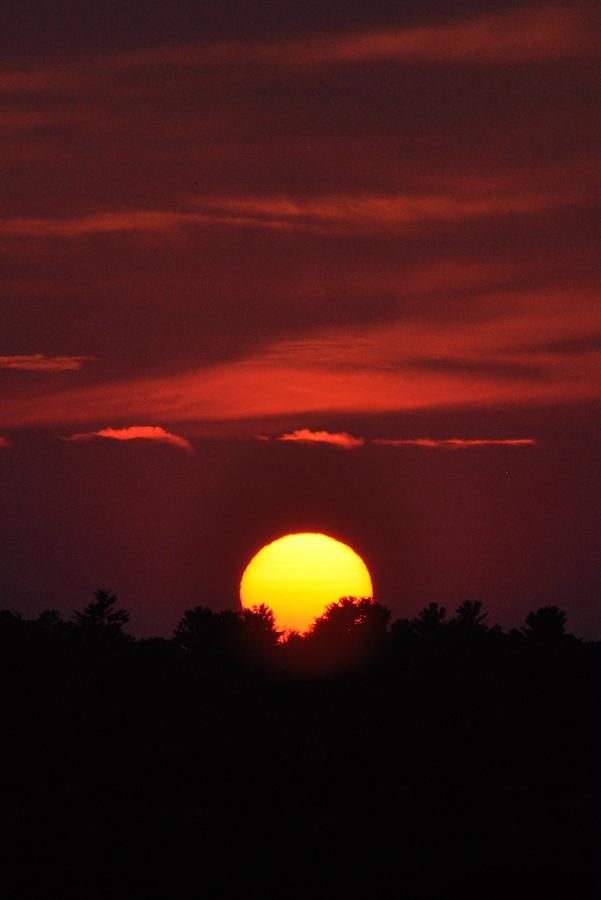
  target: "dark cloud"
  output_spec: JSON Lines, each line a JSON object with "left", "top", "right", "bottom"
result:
{"left": 535, "top": 334, "right": 601, "bottom": 355}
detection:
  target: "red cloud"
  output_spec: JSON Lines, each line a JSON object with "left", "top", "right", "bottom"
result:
{"left": 277, "top": 429, "right": 365, "bottom": 449}
{"left": 287, "top": 4, "right": 595, "bottom": 66}
{"left": 0, "top": 285, "right": 598, "bottom": 430}
{"left": 114, "top": 4, "right": 597, "bottom": 69}
{"left": 0, "top": 355, "right": 94, "bottom": 372}
{"left": 373, "top": 438, "right": 537, "bottom": 449}
{"left": 0, "top": 189, "right": 572, "bottom": 241}
{"left": 0, "top": 209, "right": 295, "bottom": 239}
{"left": 190, "top": 189, "right": 568, "bottom": 234}
{"left": 270, "top": 432, "right": 536, "bottom": 450}
{"left": 66, "top": 426, "right": 192, "bottom": 452}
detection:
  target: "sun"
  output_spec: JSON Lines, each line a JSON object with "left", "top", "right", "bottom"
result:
{"left": 240, "top": 532, "right": 373, "bottom": 633}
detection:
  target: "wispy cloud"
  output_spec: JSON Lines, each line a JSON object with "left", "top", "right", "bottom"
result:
{"left": 0, "top": 211, "right": 195, "bottom": 238}
{"left": 0, "top": 209, "right": 293, "bottom": 239}
{"left": 373, "top": 438, "right": 537, "bottom": 449}
{"left": 277, "top": 428, "right": 365, "bottom": 449}
{"left": 270, "top": 431, "right": 536, "bottom": 450}
{"left": 0, "top": 186, "right": 575, "bottom": 242}
{"left": 283, "top": 4, "right": 595, "bottom": 66}
{"left": 65, "top": 426, "right": 192, "bottom": 452}
{"left": 114, "top": 4, "right": 597, "bottom": 70}
{"left": 190, "top": 189, "right": 570, "bottom": 232}
{"left": 0, "top": 355, "right": 94, "bottom": 372}
{"left": 0, "top": 285, "right": 598, "bottom": 430}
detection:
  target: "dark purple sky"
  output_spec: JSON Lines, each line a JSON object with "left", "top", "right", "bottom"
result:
{"left": 1, "top": 1, "right": 600, "bottom": 635}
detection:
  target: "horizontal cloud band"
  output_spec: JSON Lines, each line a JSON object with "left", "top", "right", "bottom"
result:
{"left": 269, "top": 430, "right": 536, "bottom": 449}
{"left": 373, "top": 438, "right": 537, "bottom": 448}
{"left": 0, "top": 188, "right": 576, "bottom": 240}
{"left": 0, "top": 355, "right": 94, "bottom": 372}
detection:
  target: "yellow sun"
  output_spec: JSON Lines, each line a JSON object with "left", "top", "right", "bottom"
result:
{"left": 240, "top": 532, "right": 373, "bottom": 633}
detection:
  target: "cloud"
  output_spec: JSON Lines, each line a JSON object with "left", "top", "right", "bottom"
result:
{"left": 114, "top": 4, "right": 597, "bottom": 70}
{"left": 189, "top": 189, "right": 569, "bottom": 232}
{"left": 0, "top": 436, "right": 9, "bottom": 449}
{"left": 276, "top": 429, "right": 365, "bottom": 449}
{"left": 0, "top": 355, "right": 94, "bottom": 372}
{"left": 373, "top": 438, "right": 537, "bottom": 449}
{"left": 0, "top": 211, "right": 195, "bottom": 238}
{"left": 0, "top": 186, "right": 574, "bottom": 242}
{"left": 269, "top": 430, "right": 536, "bottom": 450}
{"left": 0, "top": 285, "right": 598, "bottom": 430}
{"left": 0, "top": 209, "right": 293, "bottom": 240}
{"left": 65, "top": 426, "right": 192, "bottom": 452}
{"left": 284, "top": 4, "right": 595, "bottom": 66}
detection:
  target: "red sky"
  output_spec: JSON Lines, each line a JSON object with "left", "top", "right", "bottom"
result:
{"left": 1, "top": 1, "right": 600, "bottom": 635}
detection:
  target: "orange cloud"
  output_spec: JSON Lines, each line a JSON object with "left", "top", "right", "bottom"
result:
{"left": 277, "top": 429, "right": 365, "bottom": 449}
{"left": 0, "top": 343, "right": 596, "bottom": 431}
{"left": 271, "top": 431, "right": 536, "bottom": 450}
{"left": 65, "top": 426, "right": 192, "bottom": 452}
{"left": 373, "top": 438, "right": 537, "bottom": 449}
{"left": 0, "top": 355, "right": 94, "bottom": 372}
{"left": 1, "top": 285, "right": 599, "bottom": 430}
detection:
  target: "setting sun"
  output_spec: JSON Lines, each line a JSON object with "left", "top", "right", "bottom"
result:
{"left": 240, "top": 532, "right": 373, "bottom": 633}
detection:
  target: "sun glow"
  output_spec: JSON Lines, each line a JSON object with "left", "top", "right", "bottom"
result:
{"left": 240, "top": 532, "right": 373, "bottom": 633}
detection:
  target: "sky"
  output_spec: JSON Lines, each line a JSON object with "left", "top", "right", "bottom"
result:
{"left": 1, "top": 0, "right": 600, "bottom": 636}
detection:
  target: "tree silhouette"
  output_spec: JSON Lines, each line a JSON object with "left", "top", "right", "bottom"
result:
{"left": 522, "top": 606, "right": 567, "bottom": 642}
{"left": 173, "top": 605, "right": 222, "bottom": 654}
{"left": 452, "top": 600, "right": 488, "bottom": 631}
{"left": 174, "top": 603, "right": 280, "bottom": 664}
{"left": 0, "top": 609, "right": 28, "bottom": 650}
{"left": 72, "top": 590, "right": 130, "bottom": 636}
{"left": 239, "top": 603, "right": 282, "bottom": 655}
{"left": 411, "top": 602, "right": 447, "bottom": 638}
{"left": 310, "top": 596, "right": 390, "bottom": 638}
{"left": 36, "top": 608, "right": 68, "bottom": 635}
{"left": 305, "top": 597, "right": 391, "bottom": 669}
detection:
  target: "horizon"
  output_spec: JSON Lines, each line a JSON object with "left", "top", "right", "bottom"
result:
{"left": 2, "top": 580, "right": 595, "bottom": 642}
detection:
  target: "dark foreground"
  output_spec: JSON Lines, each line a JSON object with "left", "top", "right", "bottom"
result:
{"left": 0, "top": 596, "right": 596, "bottom": 898}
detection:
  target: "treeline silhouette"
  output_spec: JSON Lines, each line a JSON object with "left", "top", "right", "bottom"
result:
{"left": 1, "top": 589, "right": 590, "bottom": 666}
{"left": 1, "top": 591, "right": 595, "bottom": 898}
